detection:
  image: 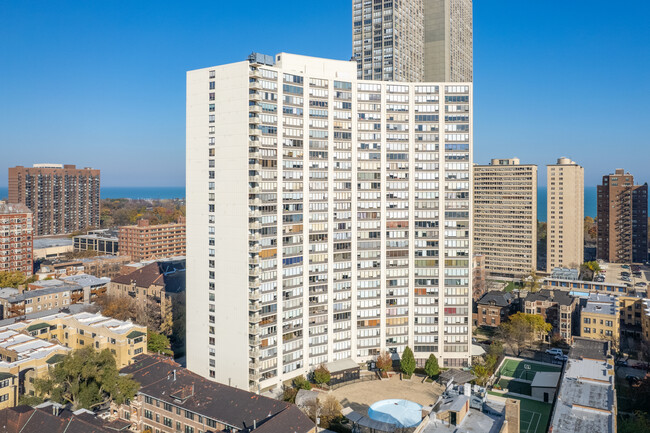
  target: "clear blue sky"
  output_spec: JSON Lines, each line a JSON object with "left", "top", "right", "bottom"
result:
{"left": 1, "top": 0, "right": 649, "bottom": 187}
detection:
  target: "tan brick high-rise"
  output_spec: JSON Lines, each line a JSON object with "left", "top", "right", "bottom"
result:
{"left": 0, "top": 202, "right": 33, "bottom": 276}
{"left": 118, "top": 218, "right": 186, "bottom": 261}
{"left": 547, "top": 158, "right": 584, "bottom": 272}
{"left": 8, "top": 164, "right": 100, "bottom": 236}
{"left": 597, "top": 169, "right": 648, "bottom": 263}
{"left": 474, "top": 158, "right": 537, "bottom": 278}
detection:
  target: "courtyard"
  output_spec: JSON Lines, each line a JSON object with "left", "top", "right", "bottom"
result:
{"left": 331, "top": 374, "right": 445, "bottom": 414}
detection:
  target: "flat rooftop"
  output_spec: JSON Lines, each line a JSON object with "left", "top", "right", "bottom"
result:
{"left": 583, "top": 293, "right": 618, "bottom": 316}
{"left": 549, "top": 357, "right": 615, "bottom": 433}
{"left": 425, "top": 397, "right": 506, "bottom": 433}
{"left": 33, "top": 237, "right": 73, "bottom": 249}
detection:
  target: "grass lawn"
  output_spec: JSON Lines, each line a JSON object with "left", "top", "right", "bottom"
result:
{"left": 488, "top": 392, "right": 552, "bottom": 433}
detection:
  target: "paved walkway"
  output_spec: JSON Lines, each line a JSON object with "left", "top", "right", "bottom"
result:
{"left": 331, "top": 374, "right": 445, "bottom": 414}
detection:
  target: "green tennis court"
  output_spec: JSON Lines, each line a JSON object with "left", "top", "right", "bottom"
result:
{"left": 488, "top": 392, "right": 552, "bottom": 433}
{"left": 499, "top": 359, "right": 561, "bottom": 381}
{"left": 496, "top": 378, "right": 531, "bottom": 396}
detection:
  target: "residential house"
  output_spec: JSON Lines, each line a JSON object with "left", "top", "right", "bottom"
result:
{"left": 522, "top": 289, "right": 579, "bottom": 342}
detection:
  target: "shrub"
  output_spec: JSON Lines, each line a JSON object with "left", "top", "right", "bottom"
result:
{"left": 292, "top": 375, "right": 312, "bottom": 390}
{"left": 313, "top": 364, "right": 331, "bottom": 385}
{"left": 400, "top": 346, "right": 416, "bottom": 376}
{"left": 424, "top": 354, "right": 440, "bottom": 378}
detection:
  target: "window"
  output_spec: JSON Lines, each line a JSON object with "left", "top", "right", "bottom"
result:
{"left": 145, "top": 396, "right": 153, "bottom": 404}
{"left": 164, "top": 417, "right": 173, "bottom": 427}
{"left": 144, "top": 410, "right": 153, "bottom": 420}
{"left": 0, "top": 394, "right": 8, "bottom": 402}
{"left": 185, "top": 427, "right": 194, "bottom": 433}
{"left": 185, "top": 410, "right": 194, "bottom": 420}
{"left": 135, "top": 348, "right": 143, "bottom": 355}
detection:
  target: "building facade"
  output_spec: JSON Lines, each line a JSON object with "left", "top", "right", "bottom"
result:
{"left": 546, "top": 158, "right": 584, "bottom": 272}
{"left": 118, "top": 218, "right": 186, "bottom": 262}
{"left": 580, "top": 293, "right": 620, "bottom": 349}
{"left": 474, "top": 291, "right": 514, "bottom": 328}
{"left": 597, "top": 169, "right": 648, "bottom": 264}
{"left": 8, "top": 164, "right": 100, "bottom": 236}
{"left": 0, "top": 203, "right": 33, "bottom": 277}
{"left": 473, "top": 158, "right": 537, "bottom": 278}
{"left": 1, "top": 312, "right": 147, "bottom": 369}
{"left": 73, "top": 229, "right": 119, "bottom": 255}
{"left": 187, "top": 53, "right": 473, "bottom": 391}
{"left": 522, "top": 289, "right": 579, "bottom": 342}
{"left": 353, "top": 0, "right": 472, "bottom": 82}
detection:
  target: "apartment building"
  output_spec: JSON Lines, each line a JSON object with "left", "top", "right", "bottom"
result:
{"left": 597, "top": 169, "right": 648, "bottom": 264}
{"left": 474, "top": 158, "right": 537, "bottom": 278}
{"left": 643, "top": 299, "right": 650, "bottom": 345}
{"left": 35, "top": 255, "right": 132, "bottom": 280}
{"left": 472, "top": 253, "right": 486, "bottom": 301}
{"left": 118, "top": 218, "right": 186, "bottom": 262}
{"left": 0, "top": 312, "right": 147, "bottom": 369}
{"left": 546, "top": 158, "right": 584, "bottom": 272}
{"left": 522, "top": 289, "right": 579, "bottom": 342}
{"left": 0, "top": 328, "right": 69, "bottom": 409}
{"left": 186, "top": 53, "right": 473, "bottom": 391}
{"left": 112, "top": 354, "right": 315, "bottom": 433}
{"left": 0, "top": 202, "right": 33, "bottom": 277}
{"left": 580, "top": 293, "right": 620, "bottom": 349}
{"left": 353, "top": 0, "right": 472, "bottom": 82}
{"left": 474, "top": 291, "right": 515, "bottom": 328}
{"left": 8, "top": 164, "right": 100, "bottom": 236}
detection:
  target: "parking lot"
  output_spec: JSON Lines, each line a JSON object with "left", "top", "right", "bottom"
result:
{"left": 600, "top": 262, "right": 650, "bottom": 291}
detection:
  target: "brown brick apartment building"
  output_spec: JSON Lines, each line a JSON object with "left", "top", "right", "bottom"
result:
{"left": 0, "top": 203, "right": 33, "bottom": 276}
{"left": 522, "top": 289, "right": 580, "bottom": 342}
{"left": 474, "top": 291, "right": 515, "bottom": 327}
{"left": 112, "top": 354, "right": 315, "bottom": 433}
{"left": 597, "top": 169, "right": 648, "bottom": 263}
{"left": 8, "top": 164, "right": 100, "bottom": 236}
{"left": 118, "top": 218, "right": 186, "bottom": 261}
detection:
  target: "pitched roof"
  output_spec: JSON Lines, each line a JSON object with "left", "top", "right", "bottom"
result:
{"left": 111, "top": 260, "right": 185, "bottom": 293}
{"left": 0, "top": 405, "right": 130, "bottom": 433}
{"left": 122, "top": 354, "right": 313, "bottom": 432}
{"left": 476, "top": 291, "right": 512, "bottom": 307}
{"left": 524, "top": 289, "right": 575, "bottom": 306}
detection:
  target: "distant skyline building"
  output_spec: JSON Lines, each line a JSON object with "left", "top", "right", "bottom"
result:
{"left": 0, "top": 202, "right": 33, "bottom": 277}
{"left": 597, "top": 169, "right": 648, "bottom": 264}
{"left": 473, "top": 158, "right": 537, "bottom": 278}
{"left": 353, "top": 0, "right": 472, "bottom": 82}
{"left": 547, "top": 158, "right": 584, "bottom": 272}
{"left": 8, "top": 164, "right": 100, "bottom": 236}
{"left": 186, "top": 52, "right": 473, "bottom": 392}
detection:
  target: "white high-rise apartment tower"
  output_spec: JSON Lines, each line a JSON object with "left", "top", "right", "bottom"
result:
{"left": 186, "top": 53, "right": 472, "bottom": 392}
{"left": 353, "top": 0, "right": 473, "bottom": 82}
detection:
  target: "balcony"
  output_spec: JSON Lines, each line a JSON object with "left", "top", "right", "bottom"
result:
{"left": 249, "top": 244, "right": 261, "bottom": 253}
{"left": 249, "top": 93, "right": 262, "bottom": 102}
{"left": 249, "top": 289, "right": 261, "bottom": 301}
{"left": 249, "top": 372, "right": 261, "bottom": 382}
{"left": 249, "top": 313, "right": 261, "bottom": 323}
{"left": 249, "top": 174, "right": 261, "bottom": 183}
{"left": 249, "top": 326, "right": 260, "bottom": 336}
{"left": 249, "top": 105, "right": 261, "bottom": 114}
{"left": 249, "top": 267, "right": 260, "bottom": 277}
{"left": 249, "top": 348, "right": 260, "bottom": 358}
{"left": 249, "top": 300, "right": 262, "bottom": 312}
{"left": 249, "top": 221, "right": 261, "bottom": 230}
{"left": 248, "top": 232, "right": 260, "bottom": 241}
{"left": 249, "top": 81, "right": 262, "bottom": 91}
{"left": 249, "top": 162, "right": 261, "bottom": 171}
{"left": 249, "top": 198, "right": 261, "bottom": 206}
{"left": 248, "top": 127, "right": 261, "bottom": 136}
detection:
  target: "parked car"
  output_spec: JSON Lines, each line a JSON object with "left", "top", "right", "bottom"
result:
{"left": 622, "top": 265, "right": 631, "bottom": 269}
{"left": 554, "top": 354, "right": 568, "bottom": 362}
{"left": 626, "top": 375, "right": 641, "bottom": 385}
{"left": 546, "top": 348, "right": 563, "bottom": 356}
{"left": 616, "top": 359, "right": 628, "bottom": 367}
{"left": 636, "top": 282, "right": 647, "bottom": 287}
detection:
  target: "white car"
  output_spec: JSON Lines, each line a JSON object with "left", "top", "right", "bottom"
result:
{"left": 545, "top": 348, "right": 563, "bottom": 356}
{"left": 554, "top": 354, "right": 568, "bottom": 362}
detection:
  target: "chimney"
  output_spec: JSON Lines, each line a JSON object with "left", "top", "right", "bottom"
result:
{"left": 253, "top": 420, "right": 256, "bottom": 429}
{"left": 505, "top": 399, "right": 520, "bottom": 433}
{"left": 173, "top": 369, "right": 176, "bottom": 381}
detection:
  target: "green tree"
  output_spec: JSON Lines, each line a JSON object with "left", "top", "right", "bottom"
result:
{"left": 471, "top": 362, "right": 491, "bottom": 387}
{"left": 400, "top": 346, "right": 416, "bottom": 377}
{"left": 292, "top": 375, "right": 312, "bottom": 390}
{"left": 34, "top": 347, "right": 140, "bottom": 410}
{"left": 619, "top": 411, "right": 650, "bottom": 433}
{"left": 498, "top": 312, "right": 552, "bottom": 355}
{"left": 424, "top": 354, "right": 440, "bottom": 378}
{"left": 0, "top": 271, "right": 37, "bottom": 288}
{"left": 147, "top": 331, "right": 173, "bottom": 356}
{"left": 313, "top": 364, "right": 331, "bottom": 385}
{"left": 522, "top": 269, "right": 542, "bottom": 292}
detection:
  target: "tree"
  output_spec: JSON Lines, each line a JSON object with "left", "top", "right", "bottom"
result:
{"left": 522, "top": 269, "right": 542, "bottom": 293}
{"left": 376, "top": 351, "right": 393, "bottom": 375}
{"left": 0, "top": 271, "right": 37, "bottom": 288}
{"left": 424, "top": 354, "right": 439, "bottom": 378}
{"left": 292, "top": 375, "right": 312, "bottom": 390}
{"left": 304, "top": 394, "right": 342, "bottom": 429}
{"left": 619, "top": 411, "right": 650, "bottom": 433}
{"left": 147, "top": 330, "right": 173, "bottom": 356}
{"left": 400, "top": 346, "right": 415, "bottom": 377}
{"left": 313, "top": 365, "right": 331, "bottom": 385}
{"left": 471, "top": 362, "right": 491, "bottom": 387}
{"left": 498, "top": 312, "right": 551, "bottom": 355}
{"left": 33, "top": 347, "right": 139, "bottom": 410}
{"left": 485, "top": 341, "right": 503, "bottom": 370}
{"left": 283, "top": 387, "right": 298, "bottom": 403}
{"left": 95, "top": 294, "right": 137, "bottom": 322}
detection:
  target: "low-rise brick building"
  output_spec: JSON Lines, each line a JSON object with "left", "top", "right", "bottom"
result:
{"left": 474, "top": 291, "right": 515, "bottom": 327}
{"left": 111, "top": 354, "right": 315, "bottom": 433}
{"left": 580, "top": 293, "right": 620, "bottom": 349}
